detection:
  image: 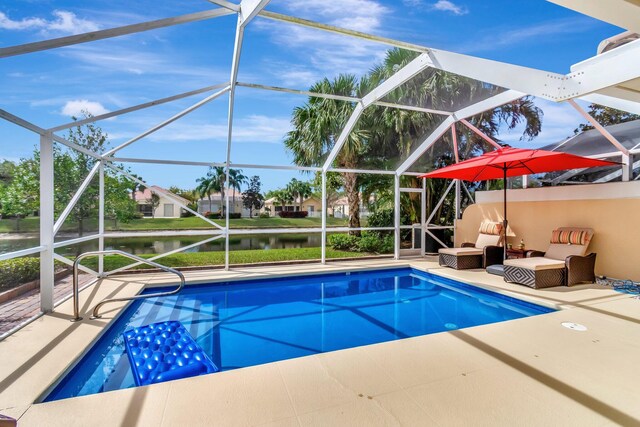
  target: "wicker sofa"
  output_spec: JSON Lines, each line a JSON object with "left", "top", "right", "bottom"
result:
{"left": 438, "top": 222, "right": 504, "bottom": 270}
{"left": 503, "top": 227, "right": 596, "bottom": 289}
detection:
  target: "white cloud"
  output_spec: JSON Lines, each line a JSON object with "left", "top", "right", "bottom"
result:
{"left": 61, "top": 100, "right": 110, "bottom": 117}
{"left": 402, "top": 0, "right": 468, "bottom": 15}
{"left": 0, "top": 12, "right": 46, "bottom": 30}
{"left": 432, "top": 1, "right": 468, "bottom": 15}
{"left": 255, "top": 0, "right": 390, "bottom": 86}
{"left": 282, "top": 0, "right": 389, "bottom": 30}
{"left": 462, "top": 17, "right": 597, "bottom": 53}
{"left": 0, "top": 10, "right": 99, "bottom": 35}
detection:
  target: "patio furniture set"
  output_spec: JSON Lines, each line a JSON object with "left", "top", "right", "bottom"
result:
{"left": 438, "top": 222, "right": 597, "bottom": 289}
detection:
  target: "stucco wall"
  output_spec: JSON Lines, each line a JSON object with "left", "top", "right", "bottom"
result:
{"left": 455, "top": 181, "right": 640, "bottom": 281}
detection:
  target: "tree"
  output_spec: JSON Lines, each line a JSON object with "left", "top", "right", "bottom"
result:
{"left": 196, "top": 167, "right": 246, "bottom": 215}
{"left": 147, "top": 193, "right": 160, "bottom": 218}
{"left": 0, "top": 158, "right": 39, "bottom": 231}
{"left": 285, "top": 74, "right": 370, "bottom": 235}
{"left": 105, "top": 174, "right": 138, "bottom": 227}
{"left": 286, "top": 49, "right": 544, "bottom": 232}
{"left": 0, "top": 114, "right": 143, "bottom": 235}
{"left": 229, "top": 169, "right": 247, "bottom": 211}
{"left": 242, "top": 176, "right": 264, "bottom": 217}
{"left": 54, "top": 117, "right": 110, "bottom": 236}
{"left": 130, "top": 174, "right": 145, "bottom": 203}
{"left": 286, "top": 178, "right": 312, "bottom": 211}
{"left": 574, "top": 104, "right": 640, "bottom": 134}
{"left": 311, "top": 172, "right": 343, "bottom": 217}
{"left": 0, "top": 160, "right": 16, "bottom": 186}
{"left": 168, "top": 186, "right": 197, "bottom": 202}
{"left": 272, "top": 188, "right": 293, "bottom": 211}
{"left": 196, "top": 175, "right": 217, "bottom": 212}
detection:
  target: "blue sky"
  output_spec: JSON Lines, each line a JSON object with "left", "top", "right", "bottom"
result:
{"left": 0, "top": 0, "right": 622, "bottom": 191}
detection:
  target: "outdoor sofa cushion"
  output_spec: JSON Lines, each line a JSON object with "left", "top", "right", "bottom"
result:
{"left": 544, "top": 227, "right": 594, "bottom": 261}
{"left": 439, "top": 247, "right": 483, "bottom": 256}
{"left": 475, "top": 233, "right": 501, "bottom": 249}
{"left": 503, "top": 257, "right": 565, "bottom": 271}
{"left": 545, "top": 243, "right": 588, "bottom": 260}
{"left": 479, "top": 221, "right": 503, "bottom": 236}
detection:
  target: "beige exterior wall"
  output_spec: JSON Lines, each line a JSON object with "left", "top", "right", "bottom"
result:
{"left": 456, "top": 181, "right": 640, "bottom": 281}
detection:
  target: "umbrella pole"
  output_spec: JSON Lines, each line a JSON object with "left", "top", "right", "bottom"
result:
{"left": 503, "top": 166, "right": 508, "bottom": 260}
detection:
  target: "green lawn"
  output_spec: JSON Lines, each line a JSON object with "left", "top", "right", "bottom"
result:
{"left": 0, "top": 216, "right": 350, "bottom": 233}
{"left": 80, "top": 247, "right": 373, "bottom": 271}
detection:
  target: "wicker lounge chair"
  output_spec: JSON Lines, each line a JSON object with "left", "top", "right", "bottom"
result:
{"left": 503, "top": 227, "right": 596, "bottom": 289}
{"left": 439, "top": 222, "right": 503, "bottom": 270}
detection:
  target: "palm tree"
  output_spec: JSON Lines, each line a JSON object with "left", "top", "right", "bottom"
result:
{"left": 284, "top": 74, "right": 370, "bottom": 235}
{"left": 286, "top": 178, "right": 312, "bottom": 211}
{"left": 371, "top": 49, "right": 543, "bottom": 161}
{"left": 199, "top": 166, "right": 227, "bottom": 215}
{"left": 286, "top": 49, "right": 544, "bottom": 232}
{"left": 196, "top": 175, "right": 218, "bottom": 213}
{"left": 229, "top": 169, "right": 247, "bottom": 213}
{"left": 272, "top": 188, "right": 293, "bottom": 213}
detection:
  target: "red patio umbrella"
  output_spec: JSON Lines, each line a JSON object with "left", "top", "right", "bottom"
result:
{"left": 419, "top": 147, "right": 618, "bottom": 259}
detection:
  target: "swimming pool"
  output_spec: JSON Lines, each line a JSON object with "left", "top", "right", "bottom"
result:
{"left": 45, "top": 267, "right": 553, "bottom": 401}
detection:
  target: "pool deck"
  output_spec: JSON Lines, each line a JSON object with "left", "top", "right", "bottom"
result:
{"left": 1, "top": 257, "right": 639, "bottom": 426}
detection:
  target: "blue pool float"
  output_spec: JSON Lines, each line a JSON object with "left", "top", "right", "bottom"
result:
{"left": 122, "top": 321, "right": 218, "bottom": 386}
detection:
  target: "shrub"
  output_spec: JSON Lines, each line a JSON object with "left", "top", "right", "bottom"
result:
{"left": 205, "top": 211, "right": 222, "bottom": 219}
{"left": 366, "top": 209, "right": 413, "bottom": 237}
{"left": 204, "top": 211, "right": 240, "bottom": 219}
{"left": 328, "top": 234, "right": 359, "bottom": 251}
{"left": 277, "top": 211, "right": 308, "bottom": 218}
{"left": 0, "top": 257, "right": 40, "bottom": 289}
{"left": 259, "top": 212, "right": 271, "bottom": 218}
{"left": 181, "top": 204, "right": 196, "bottom": 217}
{"left": 357, "top": 233, "right": 394, "bottom": 254}
{"left": 366, "top": 209, "right": 394, "bottom": 229}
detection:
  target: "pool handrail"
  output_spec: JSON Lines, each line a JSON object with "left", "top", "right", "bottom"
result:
{"left": 71, "top": 250, "right": 185, "bottom": 321}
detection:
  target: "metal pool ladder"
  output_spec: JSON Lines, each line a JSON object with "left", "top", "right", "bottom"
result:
{"left": 71, "top": 250, "right": 185, "bottom": 322}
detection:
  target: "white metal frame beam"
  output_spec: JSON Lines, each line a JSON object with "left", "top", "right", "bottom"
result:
{"left": 237, "top": 82, "right": 451, "bottom": 115}
{"left": 52, "top": 162, "right": 101, "bottom": 235}
{"left": 567, "top": 100, "right": 630, "bottom": 155}
{"left": 48, "top": 83, "right": 229, "bottom": 133}
{"left": 39, "top": 133, "right": 54, "bottom": 312}
{"left": 459, "top": 119, "right": 503, "bottom": 150}
{"left": 0, "top": 108, "right": 101, "bottom": 160}
{"left": 565, "top": 39, "right": 640, "bottom": 99}
{"left": 0, "top": 9, "right": 234, "bottom": 58}
{"left": 580, "top": 91, "right": 640, "bottom": 116}
{"left": 223, "top": 0, "right": 272, "bottom": 270}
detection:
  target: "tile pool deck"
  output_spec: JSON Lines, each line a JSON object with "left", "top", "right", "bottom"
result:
{"left": 1, "top": 257, "right": 639, "bottom": 426}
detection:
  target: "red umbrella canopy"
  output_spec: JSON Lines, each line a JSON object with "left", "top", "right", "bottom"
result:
{"left": 419, "top": 147, "right": 619, "bottom": 181}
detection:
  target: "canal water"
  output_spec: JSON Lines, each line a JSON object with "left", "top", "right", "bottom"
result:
{"left": 1, "top": 233, "right": 324, "bottom": 257}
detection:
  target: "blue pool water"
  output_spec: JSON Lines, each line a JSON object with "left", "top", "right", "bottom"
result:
{"left": 45, "top": 268, "right": 553, "bottom": 401}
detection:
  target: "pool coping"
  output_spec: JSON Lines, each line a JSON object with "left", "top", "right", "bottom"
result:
{"left": 2, "top": 257, "right": 638, "bottom": 426}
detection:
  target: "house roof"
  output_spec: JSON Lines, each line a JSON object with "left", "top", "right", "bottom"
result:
{"left": 133, "top": 186, "right": 189, "bottom": 205}
{"left": 540, "top": 119, "right": 640, "bottom": 156}
{"left": 264, "top": 195, "right": 319, "bottom": 205}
